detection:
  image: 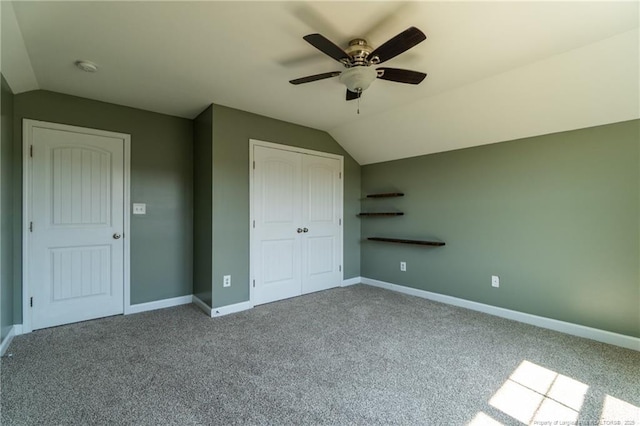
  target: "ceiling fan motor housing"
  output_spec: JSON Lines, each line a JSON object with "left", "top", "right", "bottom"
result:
{"left": 339, "top": 66, "right": 378, "bottom": 93}
{"left": 346, "top": 38, "right": 374, "bottom": 65}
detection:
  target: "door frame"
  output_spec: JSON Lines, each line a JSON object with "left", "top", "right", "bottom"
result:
{"left": 248, "top": 139, "right": 344, "bottom": 306}
{"left": 22, "top": 119, "right": 131, "bottom": 333}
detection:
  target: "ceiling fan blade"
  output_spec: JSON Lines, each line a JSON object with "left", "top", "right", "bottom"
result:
{"left": 346, "top": 89, "right": 361, "bottom": 101}
{"left": 376, "top": 68, "right": 427, "bottom": 85}
{"left": 361, "top": 3, "right": 415, "bottom": 42}
{"left": 369, "top": 27, "right": 426, "bottom": 64}
{"left": 289, "top": 71, "right": 342, "bottom": 85}
{"left": 303, "top": 34, "right": 350, "bottom": 63}
{"left": 278, "top": 52, "right": 332, "bottom": 67}
{"left": 290, "top": 4, "right": 344, "bottom": 43}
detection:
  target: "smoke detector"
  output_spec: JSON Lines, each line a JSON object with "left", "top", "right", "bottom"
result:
{"left": 75, "top": 60, "right": 98, "bottom": 73}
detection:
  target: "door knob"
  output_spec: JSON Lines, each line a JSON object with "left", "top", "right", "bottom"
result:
{"left": 113, "top": 233, "right": 122, "bottom": 240}
{"left": 296, "top": 228, "right": 303, "bottom": 233}
{"left": 303, "top": 228, "right": 309, "bottom": 233}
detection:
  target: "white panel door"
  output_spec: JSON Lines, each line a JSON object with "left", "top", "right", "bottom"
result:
{"left": 301, "top": 154, "right": 342, "bottom": 295}
{"left": 252, "top": 143, "right": 342, "bottom": 306}
{"left": 29, "top": 124, "right": 125, "bottom": 330}
{"left": 253, "top": 146, "right": 303, "bottom": 305}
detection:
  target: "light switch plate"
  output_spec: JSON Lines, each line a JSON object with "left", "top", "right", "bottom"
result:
{"left": 132, "top": 203, "right": 146, "bottom": 215}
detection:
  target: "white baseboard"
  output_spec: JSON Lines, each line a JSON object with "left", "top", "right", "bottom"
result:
{"left": 0, "top": 325, "right": 20, "bottom": 356}
{"left": 361, "top": 277, "right": 640, "bottom": 351}
{"left": 192, "top": 295, "right": 212, "bottom": 316}
{"left": 341, "top": 276, "right": 362, "bottom": 287}
{"left": 212, "top": 300, "right": 253, "bottom": 318}
{"left": 125, "top": 295, "right": 193, "bottom": 315}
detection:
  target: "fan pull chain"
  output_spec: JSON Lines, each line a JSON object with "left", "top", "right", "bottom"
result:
{"left": 357, "top": 93, "right": 360, "bottom": 115}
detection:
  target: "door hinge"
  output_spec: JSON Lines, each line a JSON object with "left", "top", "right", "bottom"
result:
{"left": 253, "top": 161, "right": 255, "bottom": 170}
{"left": 29, "top": 222, "right": 33, "bottom": 232}
{"left": 253, "top": 220, "right": 255, "bottom": 228}
{"left": 339, "top": 218, "right": 342, "bottom": 226}
{"left": 30, "top": 297, "right": 33, "bottom": 307}
{"left": 30, "top": 145, "right": 33, "bottom": 158}
{"left": 339, "top": 172, "right": 342, "bottom": 179}
{"left": 253, "top": 280, "right": 255, "bottom": 288}
{"left": 339, "top": 265, "right": 342, "bottom": 272}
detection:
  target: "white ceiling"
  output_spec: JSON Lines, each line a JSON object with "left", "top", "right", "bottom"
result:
{"left": 4, "top": 1, "right": 639, "bottom": 164}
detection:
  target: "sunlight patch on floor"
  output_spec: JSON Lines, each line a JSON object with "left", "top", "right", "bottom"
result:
{"left": 600, "top": 395, "right": 640, "bottom": 424}
{"left": 490, "top": 380, "right": 545, "bottom": 424}
{"left": 488, "top": 360, "right": 588, "bottom": 425}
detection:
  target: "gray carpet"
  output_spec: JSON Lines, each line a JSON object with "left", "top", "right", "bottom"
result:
{"left": 1, "top": 285, "right": 639, "bottom": 425}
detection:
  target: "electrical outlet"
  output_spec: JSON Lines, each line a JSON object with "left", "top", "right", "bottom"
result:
{"left": 400, "top": 262, "right": 406, "bottom": 272}
{"left": 492, "top": 275, "right": 500, "bottom": 288}
{"left": 223, "top": 275, "right": 231, "bottom": 287}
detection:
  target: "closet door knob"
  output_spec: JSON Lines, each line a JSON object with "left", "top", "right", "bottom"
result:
{"left": 303, "top": 228, "right": 309, "bottom": 233}
{"left": 297, "top": 228, "right": 303, "bottom": 233}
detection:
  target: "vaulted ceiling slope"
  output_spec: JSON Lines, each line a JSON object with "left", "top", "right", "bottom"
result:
{"left": 3, "top": 1, "right": 638, "bottom": 164}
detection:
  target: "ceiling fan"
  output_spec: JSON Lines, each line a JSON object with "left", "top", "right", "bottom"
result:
{"left": 289, "top": 27, "right": 427, "bottom": 101}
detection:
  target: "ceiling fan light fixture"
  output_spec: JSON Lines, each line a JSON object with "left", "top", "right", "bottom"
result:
{"left": 339, "top": 66, "right": 377, "bottom": 93}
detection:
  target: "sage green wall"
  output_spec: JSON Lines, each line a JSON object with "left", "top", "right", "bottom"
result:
{"left": 193, "top": 105, "right": 213, "bottom": 306}
{"left": 1, "top": 75, "right": 15, "bottom": 340}
{"left": 210, "top": 104, "right": 361, "bottom": 308}
{"left": 12, "top": 90, "right": 194, "bottom": 317}
{"left": 361, "top": 120, "right": 639, "bottom": 337}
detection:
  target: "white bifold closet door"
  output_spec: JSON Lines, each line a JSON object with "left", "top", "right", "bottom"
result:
{"left": 252, "top": 144, "right": 342, "bottom": 306}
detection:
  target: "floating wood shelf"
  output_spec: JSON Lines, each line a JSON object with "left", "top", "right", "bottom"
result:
{"left": 368, "top": 237, "right": 445, "bottom": 246}
{"left": 357, "top": 212, "right": 404, "bottom": 217}
{"left": 366, "top": 192, "right": 405, "bottom": 198}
